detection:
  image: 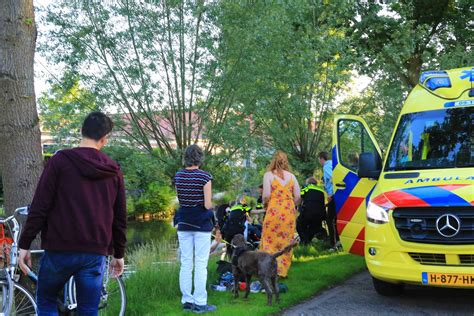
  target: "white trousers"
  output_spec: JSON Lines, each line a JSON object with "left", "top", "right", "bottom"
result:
{"left": 177, "top": 231, "right": 211, "bottom": 306}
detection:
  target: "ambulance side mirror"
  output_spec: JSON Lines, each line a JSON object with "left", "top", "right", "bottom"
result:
{"left": 358, "top": 152, "right": 382, "bottom": 179}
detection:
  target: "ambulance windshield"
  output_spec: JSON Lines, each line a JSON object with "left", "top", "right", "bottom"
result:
{"left": 386, "top": 107, "right": 473, "bottom": 171}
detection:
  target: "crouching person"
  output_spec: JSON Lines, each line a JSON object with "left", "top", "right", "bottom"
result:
{"left": 174, "top": 145, "right": 217, "bottom": 314}
{"left": 296, "top": 177, "right": 326, "bottom": 245}
{"left": 18, "top": 112, "right": 127, "bottom": 315}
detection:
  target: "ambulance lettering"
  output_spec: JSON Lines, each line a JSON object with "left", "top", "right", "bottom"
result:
{"left": 404, "top": 176, "right": 472, "bottom": 185}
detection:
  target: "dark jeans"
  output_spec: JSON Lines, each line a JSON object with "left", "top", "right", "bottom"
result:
{"left": 247, "top": 224, "right": 262, "bottom": 239}
{"left": 326, "top": 199, "right": 340, "bottom": 247}
{"left": 37, "top": 251, "right": 106, "bottom": 316}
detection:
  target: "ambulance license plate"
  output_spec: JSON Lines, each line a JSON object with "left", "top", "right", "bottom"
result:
{"left": 422, "top": 272, "right": 474, "bottom": 286}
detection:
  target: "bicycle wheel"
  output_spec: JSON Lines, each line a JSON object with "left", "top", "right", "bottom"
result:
{"left": 0, "top": 280, "right": 36, "bottom": 315}
{"left": 67, "top": 275, "right": 126, "bottom": 316}
{"left": 0, "top": 273, "right": 14, "bottom": 315}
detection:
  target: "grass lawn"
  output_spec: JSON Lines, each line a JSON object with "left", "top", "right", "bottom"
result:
{"left": 124, "top": 242, "right": 366, "bottom": 315}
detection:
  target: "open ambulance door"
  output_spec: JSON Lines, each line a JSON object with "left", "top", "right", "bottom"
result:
{"left": 332, "top": 115, "right": 382, "bottom": 256}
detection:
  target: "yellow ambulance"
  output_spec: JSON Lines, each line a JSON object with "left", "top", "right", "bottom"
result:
{"left": 332, "top": 67, "right": 474, "bottom": 295}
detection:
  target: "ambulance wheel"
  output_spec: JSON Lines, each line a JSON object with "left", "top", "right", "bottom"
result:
{"left": 372, "top": 277, "right": 404, "bottom": 296}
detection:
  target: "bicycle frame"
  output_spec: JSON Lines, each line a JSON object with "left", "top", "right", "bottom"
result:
{"left": 1, "top": 214, "right": 20, "bottom": 281}
{"left": 0, "top": 207, "right": 28, "bottom": 315}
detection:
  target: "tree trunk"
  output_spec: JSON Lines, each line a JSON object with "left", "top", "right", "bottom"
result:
{"left": 0, "top": 0, "right": 43, "bottom": 216}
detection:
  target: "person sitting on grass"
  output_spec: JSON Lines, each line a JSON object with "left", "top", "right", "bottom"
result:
{"left": 209, "top": 228, "right": 226, "bottom": 259}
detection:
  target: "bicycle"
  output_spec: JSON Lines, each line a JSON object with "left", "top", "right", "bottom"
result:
{"left": 60, "top": 256, "right": 126, "bottom": 315}
{"left": 0, "top": 206, "right": 37, "bottom": 315}
{"left": 2, "top": 206, "right": 127, "bottom": 315}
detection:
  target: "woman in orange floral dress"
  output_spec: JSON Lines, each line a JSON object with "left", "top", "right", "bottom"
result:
{"left": 260, "top": 151, "right": 300, "bottom": 277}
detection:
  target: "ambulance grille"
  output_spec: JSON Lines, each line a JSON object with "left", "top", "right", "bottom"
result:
{"left": 408, "top": 253, "right": 446, "bottom": 265}
{"left": 393, "top": 207, "right": 474, "bottom": 244}
{"left": 459, "top": 255, "right": 474, "bottom": 266}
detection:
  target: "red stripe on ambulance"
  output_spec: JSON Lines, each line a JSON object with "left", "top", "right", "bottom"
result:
{"left": 337, "top": 196, "right": 364, "bottom": 233}
{"left": 349, "top": 228, "right": 365, "bottom": 256}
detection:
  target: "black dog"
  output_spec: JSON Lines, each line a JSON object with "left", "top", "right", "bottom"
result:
{"left": 230, "top": 234, "right": 297, "bottom": 305}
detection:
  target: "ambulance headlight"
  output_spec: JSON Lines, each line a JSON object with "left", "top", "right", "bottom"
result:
{"left": 366, "top": 201, "right": 390, "bottom": 224}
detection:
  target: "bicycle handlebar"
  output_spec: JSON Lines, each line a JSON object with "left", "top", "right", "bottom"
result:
{"left": 0, "top": 215, "right": 15, "bottom": 224}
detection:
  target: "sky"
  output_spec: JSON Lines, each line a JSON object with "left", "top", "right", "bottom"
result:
{"left": 34, "top": 0, "right": 56, "bottom": 97}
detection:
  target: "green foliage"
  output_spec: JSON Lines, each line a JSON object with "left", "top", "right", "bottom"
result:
{"left": 337, "top": 79, "right": 406, "bottom": 151}
{"left": 39, "top": 0, "right": 257, "bottom": 168}
{"left": 104, "top": 146, "right": 176, "bottom": 218}
{"left": 38, "top": 72, "right": 98, "bottom": 145}
{"left": 24, "top": 17, "right": 34, "bottom": 26}
{"left": 134, "top": 183, "right": 175, "bottom": 219}
{"left": 352, "top": 0, "right": 474, "bottom": 88}
{"left": 104, "top": 146, "right": 169, "bottom": 191}
{"left": 125, "top": 242, "right": 180, "bottom": 314}
{"left": 218, "top": 1, "right": 356, "bottom": 178}
{"left": 213, "top": 191, "right": 236, "bottom": 206}
{"left": 126, "top": 196, "right": 135, "bottom": 216}
{"left": 203, "top": 155, "right": 234, "bottom": 193}
{"left": 245, "top": 195, "right": 257, "bottom": 209}
{"left": 37, "top": 0, "right": 473, "bottom": 195}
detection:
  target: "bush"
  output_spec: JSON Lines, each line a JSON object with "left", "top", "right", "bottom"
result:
{"left": 134, "top": 183, "right": 175, "bottom": 219}
{"left": 104, "top": 146, "right": 170, "bottom": 191}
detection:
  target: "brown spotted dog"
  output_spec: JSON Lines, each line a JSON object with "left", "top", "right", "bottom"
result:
{"left": 230, "top": 234, "right": 297, "bottom": 305}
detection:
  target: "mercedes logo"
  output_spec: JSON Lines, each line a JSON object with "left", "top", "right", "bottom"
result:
{"left": 435, "top": 214, "right": 461, "bottom": 238}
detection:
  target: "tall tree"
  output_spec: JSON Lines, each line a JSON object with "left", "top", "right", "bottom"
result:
{"left": 38, "top": 72, "right": 99, "bottom": 146}
{"left": 40, "top": 0, "right": 257, "bottom": 177}
{"left": 352, "top": 0, "right": 474, "bottom": 89}
{"left": 218, "top": 1, "right": 355, "bottom": 177}
{"left": 341, "top": 0, "right": 474, "bottom": 152}
{"left": 0, "top": 0, "right": 43, "bottom": 215}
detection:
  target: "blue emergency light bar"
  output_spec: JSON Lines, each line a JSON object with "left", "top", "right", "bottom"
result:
{"left": 419, "top": 70, "right": 451, "bottom": 91}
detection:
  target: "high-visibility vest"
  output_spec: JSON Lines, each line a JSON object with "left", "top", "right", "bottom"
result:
{"left": 301, "top": 184, "right": 325, "bottom": 197}
{"left": 230, "top": 204, "right": 251, "bottom": 213}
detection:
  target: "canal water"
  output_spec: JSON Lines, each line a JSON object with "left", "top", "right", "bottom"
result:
{"left": 126, "top": 220, "right": 177, "bottom": 249}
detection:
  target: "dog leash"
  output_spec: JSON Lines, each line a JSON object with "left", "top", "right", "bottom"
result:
{"left": 212, "top": 234, "right": 300, "bottom": 249}
{"left": 175, "top": 220, "right": 236, "bottom": 248}
{"left": 211, "top": 233, "right": 236, "bottom": 248}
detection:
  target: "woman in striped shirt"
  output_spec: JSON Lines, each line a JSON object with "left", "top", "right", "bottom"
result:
{"left": 173, "top": 144, "right": 217, "bottom": 314}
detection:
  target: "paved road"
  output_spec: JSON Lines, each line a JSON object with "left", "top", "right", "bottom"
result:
{"left": 283, "top": 270, "right": 474, "bottom": 316}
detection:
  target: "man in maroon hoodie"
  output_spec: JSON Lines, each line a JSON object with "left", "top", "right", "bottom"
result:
{"left": 18, "top": 112, "right": 127, "bottom": 315}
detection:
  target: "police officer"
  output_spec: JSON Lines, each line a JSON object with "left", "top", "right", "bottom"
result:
{"left": 221, "top": 196, "right": 252, "bottom": 256}
{"left": 296, "top": 177, "right": 327, "bottom": 245}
